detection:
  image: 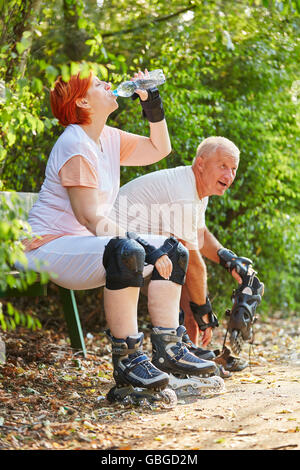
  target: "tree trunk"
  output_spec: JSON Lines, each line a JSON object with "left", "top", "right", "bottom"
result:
{"left": 4, "top": 0, "right": 42, "bottom": 81}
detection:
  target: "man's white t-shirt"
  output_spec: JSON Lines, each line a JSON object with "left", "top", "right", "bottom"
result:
{"left": 112, "top": 166, "right": 208, "bottom": 248}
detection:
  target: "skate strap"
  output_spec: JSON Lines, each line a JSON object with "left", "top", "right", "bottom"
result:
{"left": 111, "top": 345, "right": 144, "bottom": 356}
{"left": 159, "top": 334, "right": 182, "bottom": 343}
{"left": 238, "top": 273, "right": 264, "bottom": 297}
{"left": 126, "top": 353, "right": 151, "bottom": 370}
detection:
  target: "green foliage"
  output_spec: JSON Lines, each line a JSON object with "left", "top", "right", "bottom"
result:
{"left": 0, "top": 193, "right": 31, "bottom": 290}
{"left": 0, "top": 301, "right": 42, "bottom": 331}
{"left": 0, "top": 193, "right": 48, "bottom": 330}
{"left": 0, "top": 0, "right": 299, "bottom": 325}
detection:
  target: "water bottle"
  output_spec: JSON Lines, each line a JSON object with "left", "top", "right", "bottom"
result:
{"left": 112, "top": 69, "right": 166, "bottom": 97}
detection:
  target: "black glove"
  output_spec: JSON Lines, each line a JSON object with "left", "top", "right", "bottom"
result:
{"left": 218, "top": 248, "right": 253, "bottom": 279}
{"left": 131, "top": 87, "right": 165, "bottom": 122}
{"left": 189, "top": 297, "right": 219, "bottom": 331}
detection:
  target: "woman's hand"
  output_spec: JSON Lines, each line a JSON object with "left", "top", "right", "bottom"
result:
{"left": 131, "top": 69, "right": 149, "bottom": 101}
{"left": 154, "top": 254, "right": 173, "bottom": 280}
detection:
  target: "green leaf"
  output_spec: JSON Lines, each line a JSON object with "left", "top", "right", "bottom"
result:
{"left": 60, "top": 64, "right": 70, "bottom": 82}
{"left": 78, "top": 17, "right": 87, "bottom": 29}
{"left": 98, "top": 64, "right": 108, "bottom": 80}
{"left": 45, "top": 65, "right": 59, "bottom": 84}
{"left": 16, "top": 37, "right": 31, "bottom": 55}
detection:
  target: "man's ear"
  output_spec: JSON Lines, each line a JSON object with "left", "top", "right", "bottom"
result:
{"left": 195, "top": 156, "right": 205, "bottom": 173}
{"left": 75, "top": 97, "right": 89, "bottom": 108}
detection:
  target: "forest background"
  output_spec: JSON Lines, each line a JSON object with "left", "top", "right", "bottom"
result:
{"left": 0, "top": 0, "right": 299, "bottom": 331}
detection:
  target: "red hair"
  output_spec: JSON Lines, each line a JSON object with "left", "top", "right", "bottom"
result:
{"left": 50, "top": 72, "right": 93, "bottom": 127}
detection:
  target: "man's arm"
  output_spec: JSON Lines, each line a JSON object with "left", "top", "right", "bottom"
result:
{"left": 200, "top": 227, "right": 223, "bottom": 263}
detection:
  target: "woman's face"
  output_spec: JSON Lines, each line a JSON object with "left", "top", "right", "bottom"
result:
{"left": 85, "top": 75, "right": 118, "bottom": 117}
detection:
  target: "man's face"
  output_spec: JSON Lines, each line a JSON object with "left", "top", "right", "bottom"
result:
{"left": 198, "top": 149, "right": 239, "bottom": 196}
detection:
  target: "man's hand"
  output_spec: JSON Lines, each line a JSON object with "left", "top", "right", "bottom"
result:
{"left": 218, "top": 248, "right": 254, "bottom": 286}
{"left": 231, "top": 269, "right": 242, "bottom": 284}
{"left": 231, "top": 266, "right": 254, "bottom": 284}
{"left": 189, "top": 298, "right": 219, "bottom": 346}
{"left": 201, "top": 320, "right": 213, "bottom": 347}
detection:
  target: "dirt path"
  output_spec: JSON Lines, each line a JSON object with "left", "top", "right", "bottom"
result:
{"left": 99, "top": 363, "right": 300, "bottom": 451}
{"left": 0, "top": 314, "right": 299, "bottom": 451}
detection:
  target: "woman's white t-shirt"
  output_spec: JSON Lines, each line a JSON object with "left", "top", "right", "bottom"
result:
{"left": 25, "top": 124, "right": 139, "bottom": 250}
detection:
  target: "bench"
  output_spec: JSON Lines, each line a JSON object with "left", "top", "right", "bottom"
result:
{"left": 0, "top": 191, "right": 87, "bottom": 357}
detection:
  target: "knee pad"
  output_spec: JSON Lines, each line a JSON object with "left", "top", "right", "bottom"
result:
{"left": 151, "top": 237, "right": 189, "bottom": 285}
{"left": 103, "top": 237, "right": 145, "bottom": 290}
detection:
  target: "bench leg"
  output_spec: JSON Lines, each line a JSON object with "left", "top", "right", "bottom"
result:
{"left": 58, "top": 287, "right": 87, "bottom": 357}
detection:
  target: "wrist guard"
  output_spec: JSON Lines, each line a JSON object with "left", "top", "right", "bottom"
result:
{"left": 218, "top": 248, "right": 253, "bottom": 279}
{"left": 132, "top": 87, "right": 165, "bottom": 122}
{"left": 126, "top": 232, "right": 171, "bottom": 265}
{"left": 151, "top": 238, "right": 189, "bottom": 285}
{"left": 189, "top": 297, "right": 219, "bottom": 331}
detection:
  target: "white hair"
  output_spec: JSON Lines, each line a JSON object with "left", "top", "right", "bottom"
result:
{"left": 193, "top": 136, "right": 240, "bottom": 163}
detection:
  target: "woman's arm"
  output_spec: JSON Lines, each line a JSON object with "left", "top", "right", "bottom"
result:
{"left": 66, "top": 186, "right": 172, "bottom": 279}
{"left": 120, "top": 72, "right": 171, "bottom": 166}
{"left": 120, "top": 119, "right": 171, "bottom": 166}
{"left": 67, "top": 186, "right": 126, "bottom": 237}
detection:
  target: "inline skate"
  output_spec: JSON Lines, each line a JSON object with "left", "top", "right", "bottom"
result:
{"left": 151, "top": 326, "right": 225, "bottom": 398}
{"left": 218, "top": 249, "right": 264, "bottom": 354}
{"left": 106, "top": 330, "right": 177, "bottom": 407}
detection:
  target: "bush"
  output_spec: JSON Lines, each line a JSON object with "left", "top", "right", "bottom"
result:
{"left": 0, "top": 193, "right": 48, "bottom": 330}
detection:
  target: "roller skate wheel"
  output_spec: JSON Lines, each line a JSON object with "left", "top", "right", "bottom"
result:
{"left": 106, "top": 386, "right": 119, "bottom": 403}
{"left": 159, "top": 388, "right": 177, "bottom": 408}
{"left": 212, "top": 376, "right": 226, "bottom": 391}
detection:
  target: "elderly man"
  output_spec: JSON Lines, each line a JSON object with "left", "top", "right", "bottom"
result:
{"left": 112, "top": 136, "right": 261, "bottom": 371}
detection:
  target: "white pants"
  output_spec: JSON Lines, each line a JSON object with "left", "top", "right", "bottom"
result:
{"left": 17, "top": 234, "right": 183, "bottom": 337}
{"left": 17, "top": 234, "right": 166, "bottom": 291}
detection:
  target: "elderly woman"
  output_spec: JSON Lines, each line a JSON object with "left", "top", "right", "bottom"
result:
{"left": 19, "top": 69, "right": 216, "bottom": 403}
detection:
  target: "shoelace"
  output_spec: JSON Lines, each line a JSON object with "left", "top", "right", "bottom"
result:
{"left": 172, "top": 342, "right": 189, "bottom": 361}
